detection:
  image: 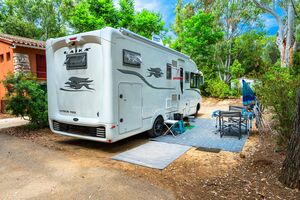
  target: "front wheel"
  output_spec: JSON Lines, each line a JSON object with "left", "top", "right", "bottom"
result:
{"left": 147, "top": 116, "right": 164, "bottom": 138}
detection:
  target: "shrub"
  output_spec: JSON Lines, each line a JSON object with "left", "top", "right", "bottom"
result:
{"left": 204, "top": 79, "right": 239, "bottom": 98}
{"left": 2, "top": 73, "right": 48, "bottom": 129}
{"left": 255, "top": 66, "right": 300, "bottom": 147}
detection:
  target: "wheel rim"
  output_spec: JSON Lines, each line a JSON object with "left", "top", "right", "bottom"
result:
{"left": 154, "top": 120, "right": 163, "bottom": 134}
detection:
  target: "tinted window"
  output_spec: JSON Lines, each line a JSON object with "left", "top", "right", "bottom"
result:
{"left": 123, "top": 49, "right": 142, "bottom": 67}
{"left": 65, "top": 53, "right": 87, "bottom": 70}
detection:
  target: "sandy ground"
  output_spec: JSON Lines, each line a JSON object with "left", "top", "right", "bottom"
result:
{"left": 0, "top": 134, "right": 174, "bottom": 200}
{"left": 0, "top": 98, "right": 299, "bottom": 199}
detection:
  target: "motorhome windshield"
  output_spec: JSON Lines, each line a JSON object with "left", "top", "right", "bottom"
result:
{"left": 65, "top": 52, "right": 87, "bottom": 70}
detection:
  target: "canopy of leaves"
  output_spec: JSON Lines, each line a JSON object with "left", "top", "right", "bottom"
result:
{"left": 61, "top": 0, "right": 165, "bottom": 39}
{"left": 174, "top": 11, "right": 223, "bottom": 67}
{"left": 0, "top": 0, "right": 66, "bottom": 40}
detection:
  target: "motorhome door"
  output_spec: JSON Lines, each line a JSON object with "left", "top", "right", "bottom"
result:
{"left": 118, "top": 83, "right": 142, "bottom": 134}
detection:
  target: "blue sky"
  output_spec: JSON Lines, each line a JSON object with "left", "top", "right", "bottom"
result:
{"left": 114, "top": 0, "right": 281, "bottom": 36}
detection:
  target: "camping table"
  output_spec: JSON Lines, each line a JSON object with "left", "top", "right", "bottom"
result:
{"left": 211, "top": 110, "right": 254, "bottom": 134}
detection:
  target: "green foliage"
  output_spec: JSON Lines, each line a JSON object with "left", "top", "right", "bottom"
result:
{"left": 118, "top": 0, "right": 135, "bottom": 29}
{"left": 205, "top": 79, "right": 238, "bottom": 98}
{"left": 130, "top": 9, "right": 165, "bottom": 39}
{"left": 232, "top": 31, "right": 269, "bottom": 75}
{"left": 175, "top": 11, "right": 223, "bottom": 66}
{"left": 3, "top": 73, "right": 48, "bottom": 129}
{"left": 61, "top": 0, "right": 165, "bottom": 39}
{"left": 255, "top": 67, "right": 300, "bottom": 147}
{"left": 230, "top": 60, "right": 245, "bottom": 79}
{"left": 1, "top": 0, "right": 66, "bottom": 40}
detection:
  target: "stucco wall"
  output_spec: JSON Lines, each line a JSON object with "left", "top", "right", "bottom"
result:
{"left": 0, "top": 42, "right": 46, "bottom": 112}
{"left": 0, "top": 42, "right": 14, "bottom": 107}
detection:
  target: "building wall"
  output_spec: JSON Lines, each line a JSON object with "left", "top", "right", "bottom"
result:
{"left": 14, "top": 46, "right": 46, "bottom": 80}
{"left": 0, "top": 42, "right": 14, "bottom": 111}
{"left": 0, "top": 42, "right": 46, "bottom": 112}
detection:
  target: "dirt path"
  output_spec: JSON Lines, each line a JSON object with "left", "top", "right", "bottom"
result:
{"left": 0, "top": 134, "right": 174, "bottom": 200}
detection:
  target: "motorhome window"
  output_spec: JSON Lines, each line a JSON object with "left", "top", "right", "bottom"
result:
{"left": 123, "top": 49, "right": 141, "bottom": 67}
{"left": 166, "top": 63, "right": 172, "bottom": 80}
{"left": 65, "top": 53, "right": 87, "bottom": 70}
{"left": 185, "top": 71, "right": 189, "bottom": 83}
{"left": 190, "top": 73, "right": 198, "bottom": 88}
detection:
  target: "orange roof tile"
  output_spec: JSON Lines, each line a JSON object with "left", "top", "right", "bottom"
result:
{"left": 0, "top": 33, "right": 45, "bottom": 49}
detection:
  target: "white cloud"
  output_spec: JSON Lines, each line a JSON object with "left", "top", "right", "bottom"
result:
{"left": 262, "top": 14, "right": 278, "bottom": 29}
{"left": 134, "top": 0, "right": 162, "bottom": 11}
{"left": 113, "top": 0, "right": 163, "bottom": 12}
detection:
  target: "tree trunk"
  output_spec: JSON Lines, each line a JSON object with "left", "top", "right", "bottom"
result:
{"left": 252, "top": 0, "right": 296, "bottom": 67}
{"left": 284, "top": 1, "right": 295, "bottom": 67}
{"left": 279, "top": 88, "right": 300, "bottom": 189}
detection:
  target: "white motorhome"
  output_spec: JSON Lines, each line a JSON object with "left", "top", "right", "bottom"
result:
{"left": 46, "top": 27, "right": 203, "bottom": 143}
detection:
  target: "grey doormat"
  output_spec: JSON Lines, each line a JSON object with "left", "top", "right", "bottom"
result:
{"left": 151, "top": 118, "right": 248, "bottom": 152}
{"left": 112, "top": 141, "right": 191, "bottom": 169}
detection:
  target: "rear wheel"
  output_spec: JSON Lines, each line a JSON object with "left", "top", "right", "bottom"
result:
{"left": 147, "top": 116, "right": 164, "bottom": 138}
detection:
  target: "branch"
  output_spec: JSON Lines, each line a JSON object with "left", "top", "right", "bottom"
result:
{"left": 252, "top": 0, "right": 284, "bottom": 30}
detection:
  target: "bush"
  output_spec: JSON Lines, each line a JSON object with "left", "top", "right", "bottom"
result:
{"left": 255, "top": 66, "right": 300, "bottom": 147}
{"left": 2, "top": 73, "right": 48, "bottom": 129}
{"left": 204, "top": 79, "right": 239, "bottom": 98}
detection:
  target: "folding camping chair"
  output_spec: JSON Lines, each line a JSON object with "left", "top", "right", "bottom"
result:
{"left": 219, "top": 111, "right": 242, "bottom": 139}
{"left": 163, "top": 120, "right": 185, "bottom": 137}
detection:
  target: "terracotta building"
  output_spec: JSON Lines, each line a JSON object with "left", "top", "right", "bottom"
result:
{"left": 0, "top": 33, "right": 46, "bottom": 112}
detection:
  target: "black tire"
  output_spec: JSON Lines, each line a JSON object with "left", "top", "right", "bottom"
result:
{"left": 194, "top": 104, "right": 200, "bottom": 118}
{"left": 147, "top": 116, "right": 164, "bottom": 138}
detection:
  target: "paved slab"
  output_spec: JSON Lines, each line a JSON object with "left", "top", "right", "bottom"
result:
{"left": 113, "top": 141, "right": 191, "bottom": 169}
{"left": 0, "top": 134, "right": 175, "bottom": 200}
{"left": 0, "top": 117, "right": 28, "bottom": 129}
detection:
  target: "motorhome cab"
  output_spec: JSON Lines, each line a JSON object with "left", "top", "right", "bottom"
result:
{"left": 46, "top": 27, "right": 204, "bottom": 143}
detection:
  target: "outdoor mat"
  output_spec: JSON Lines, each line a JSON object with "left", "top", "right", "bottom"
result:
{"left": 112, "top": 141, "right": 191, "bottom": 170}
{"left": 151, "top": 118, "right": 248, "bottom": 152}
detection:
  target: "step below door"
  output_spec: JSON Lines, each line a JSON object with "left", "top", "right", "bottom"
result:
{"left": 118, "top": 83, "right": 142, "bottom": 134}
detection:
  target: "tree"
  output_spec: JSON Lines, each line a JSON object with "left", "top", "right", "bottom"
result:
{"left": 61, "top": 0, "right": 118, "bottom": 33}
{"left": 212, "top": 0, "right": 260, "bottom": 83}
{"left": 61, "top": 0, "right": 165, "bottom": 39}
{"left": 232, "top": 31, "right": 269, "bottom": 75}
{"left": 176, "top": 11, "right": 223, "bottom": 67}
{"left": 252, "top": 0, "right": 300, "bottom": 67}
{"left": 118, "top": 0, "right": 135, "bottom": 29}
{"left": 1, "top": 0, "right": 66, "bottom": 40}
{"left": 131, "top": 9, "right": 165, "bottom": 39}
{"left": 279, "top": 87, "right": 300, "bottom": 189}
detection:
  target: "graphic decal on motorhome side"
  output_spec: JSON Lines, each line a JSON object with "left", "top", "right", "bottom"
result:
{"left": 60, "top": 77, "right": 95, "bottom": 92}
{"left": 147, "top": 68, "right": 163, "bottom": 78}
{"left": 118, "top": 69, "right": 175, "bottom": 90}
